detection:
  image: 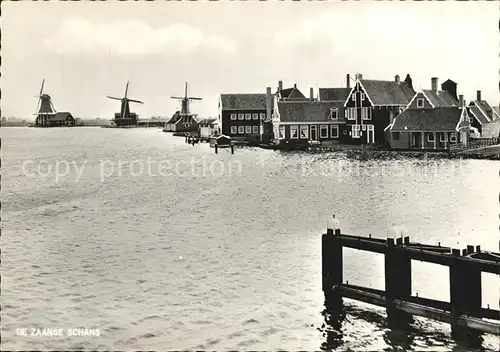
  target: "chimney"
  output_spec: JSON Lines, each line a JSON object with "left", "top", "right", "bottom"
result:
{"left": 459, "top": 94, "right": 464, "bottom": 108}
{"left": 477, "top": 90, "right": 482, "bottom": 102}
{"left": 346, "top": 74, "right": 351, "bottom": 89}
{"left": 293, "top": 83, "right": 297, "bottom": 89}
{"left": 310, "top": 87, "right": 314, "bottom": 100}
{"left": 278, "top": 80, "right": 283, "bottom": 92}
{"left": 355, "top": 73, "right": 363, "bottom": 81}
{"left": 431, "top": 77, "right": 438, "bottom": 92}
{"left": 395, "top": 75, "right": 400, "bottom": 84}
{"left": 266, "top": 87, "right": 272, "bottom": 124}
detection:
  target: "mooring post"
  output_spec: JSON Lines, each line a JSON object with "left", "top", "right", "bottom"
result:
{"left": 322, "top": 228, "right": 343, "bottom": 306}
{"left": 385, "top": 238, "right": 412, "bottom": 327}
{"left": 215, "top": 145, "right": 218, "bottom": 154}
{"left": 231, "top": 144, "right": 235, "bottom": 154}
{"left": 449, "top": 254, "right": 482, "bottom": 339}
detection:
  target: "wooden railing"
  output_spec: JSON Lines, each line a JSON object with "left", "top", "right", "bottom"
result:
{"left": 449, "top": 137, "right": 499, "bottom": 154}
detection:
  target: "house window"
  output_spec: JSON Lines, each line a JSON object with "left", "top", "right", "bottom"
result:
{"left": 362, "top": 107, "right": 372, "bottom": 120}
{"left": 392, "top": 132, "right": 400, "bottom": 140}
{"left": 417, "top": 99, "right": 425, "bottom": 108}
{"left": 230, "top": 126, "right": 237, "bottom": 134}
{"left": 245, "top": 126, "right": 252, "bottom": 134}
{"left": 300, "top": 125, "right": 309, "bottom": 139}
{"left": 352, "top": 125, "right": 361, "bottom": 138}
{"left": 290, "top": 125, "right": 298, "bottom": 139}
{"left": 427, "top": 133, "right": 435, "bottom": 142}
{"left": 346, "top": 108, "right": 356, "bottom": 120}
{"left": 320, "top": 125, "right": 328, "bottom": 138}
{"left": 329, "top": 108, "right": 338, "bottom": 120}
{"left": 330, "top": 125, "right": 339, "bottom": 138}
{"left": 450, "top": 133, "right": 457, "bottom": 143}
{"left": 252, "top": 125, "right": 259, "bottom": 134}
{"left": 260, "top": 113, "right": 266, "bottom": 120}
{"left": 238, "top": 113, "right": 244, "bottom": 120}
{"left": 252, "top": 113, "right": 258, "bottom": 120}
{"left": 238, "top": 126, "right": 244, "bottom": 134}
{"left": 245, "top": 113, "right": 251, "bottom": 120}
{"left": 352, "top": 93, "right": 356, "bottom": 102}
{"left": 440, "top": 133, "right": 448, "bottom": 142}
{"left": 361, "top": 93, "right": 365, "bottom": 101}
{"left": 278, "top": 125, "right": 285, "bottom": 139}
{"left": 230, "top": 113, "right": 237, "bottom": 120}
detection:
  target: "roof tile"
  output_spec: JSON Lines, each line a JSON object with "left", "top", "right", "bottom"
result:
{"left": 360, "top": 80, "right": 415, "bottom": 106}
{"left": 391, "top": 107, "right": 467, "bottom": 132}
{"left": 220, "top": 94, "right": 267, "bottom": 110}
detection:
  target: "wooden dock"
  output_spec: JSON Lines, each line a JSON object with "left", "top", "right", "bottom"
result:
{"left": 322, "top": 229, "right": 500, "bottom": 338}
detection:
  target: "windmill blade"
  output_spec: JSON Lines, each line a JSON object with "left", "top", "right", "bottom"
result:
{"left": 107, "top": 96, "right": 123, "bottom": 101}
{"left": 185, "top": 82, "right": 188, "bottom": 98}
{"left": 128, "top": 99, "right": 143, "bottom": 104}
{"left": 170, "top": 96, "right": 184, "bottom": 100}
{"left": 39, "top": 78, "right": 45, "bottom": 96}
{"left": 124, "top": 81, "right": 129, "bottom": 99}
{"left": 188, "top": 97, "right": 203, "bottom": 101}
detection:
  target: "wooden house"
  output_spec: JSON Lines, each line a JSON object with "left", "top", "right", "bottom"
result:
{"left": 388, "top": 96, "right": 470, "bottom": 151}
{"left": 164, "top": 111, "right": 200, "bottom": 133}
{"left": 467, "top": 90, "right": 500, "bottom": 138}
{"left": 218, "top": 92, "right": 273, "bottom": 143}
{"left": 198, "top": 118, "right": 219, "bottom": 140}
{"left": 343, "top": 74, "right": 415, "bottom": 146}
{"left": 406, "top": 78, "right": 459, "bottom": 109}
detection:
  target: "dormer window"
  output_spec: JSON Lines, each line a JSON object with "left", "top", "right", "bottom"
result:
{"left": 417, "top": 98, "right": 425, "bottom": 108}
{"left": 329, "top": 108, "right": 338, "bottom": 120}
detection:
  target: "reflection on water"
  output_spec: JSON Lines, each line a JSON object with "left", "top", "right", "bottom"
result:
{"left": 1, "top": 128, "right": 499, "bottom": 350}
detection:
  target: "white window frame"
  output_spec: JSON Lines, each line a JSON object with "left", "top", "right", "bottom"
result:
{"left": 361, "top": 93, "right": 365, "bottom": 101}
{"left": 230, "top": 126, "right": 237, "bottom": 134}
{"left": 238, "top": 126, "right": 245, "bottom": 134}
{"left": 278, "top": 125, "right": 285, "bottom": 139}
{"left": 230, "top": 113, "right": 237, "bottom": 120}
{"left": 329, "top": 108, "right": 338, "bottom": 120}
{"left": 300, "top": 125, "right": 309, "bottom": 139}
{"left": 310, "top": 125, "right": 318, "bottom": 140}
{"left": 352, "top": 93, "right": 357, "bottom": 102}
{"left": 347, "top": 108, "right": 356, "bottom": 120}
{"left": 252, "top": 125, "right": 259, "bottom": 134}
{"left": 417, "top": 99, "right": 425, "bottom": 108}
{"left": 252, "top": 113, "right": 258, "bottom": 120}
{"left": 450, "top": 133, "right": 457, "bottom": 143}
{"left": 245, "top": 113, "right": 251, "bottom": 120}
{"left": 238, "top": 113, "right": 244, "bottom": 120}
{"left": 352, "top": 125, "right": 361, "bottom": 138}
{"left": 290, "top": 125, "right": 299, "bottom": 139}
{"left": 427, "top": 133, "right": 435, "bottom": 142}
{"left": 260, "top": 113, "right": 266, "bottom": 120}
{"left": 440, "top": 132, "right": 448, "bottom": 142}
{"left": 245, "top": 125, "right": 252, "bottom": 134}
{"left": 362, "top": 107, "right": 372, "bottom": 120}
{"left": 320, "top": 125, "right": 328, "bottom": 139}
{"left": 330, "top": 125, "right": 339, "bottom": 138}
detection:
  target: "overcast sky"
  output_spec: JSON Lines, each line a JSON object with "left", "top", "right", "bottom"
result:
{"left": 2, "top": 1, "right": 498, "bottom": 119}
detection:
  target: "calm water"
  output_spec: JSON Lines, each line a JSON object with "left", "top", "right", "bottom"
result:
{"left": 2, "top": 127, "right": 499, "bottom": 351}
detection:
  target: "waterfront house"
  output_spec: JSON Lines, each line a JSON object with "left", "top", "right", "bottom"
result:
{"left": 467, "top": 90, "right": 500, "bottom": 138}
{"left": 276, "top": 80, "right": 307, "bottom": 100}
{"left": 272, "top": 84, "right": 348, "bottom": 147}
{"left": 198, "top": 118, "right": 219, "bottom": 139}
{"left": 164, "top": 111, "right": 200, "bottom": 133}
{"left": 36, "top": 112, "right": 75, "bottom": 127}
{"left": 388, "top": 96, "right": 470, "bottom": 151}
{"left": 406, "top": 77, "right": 459, "bottom": 109}
{"left": 343, "top": 74, "right": 415, "bottom": 146}
{"left": 218, "top": 92, "right": 273, "bottom": 143}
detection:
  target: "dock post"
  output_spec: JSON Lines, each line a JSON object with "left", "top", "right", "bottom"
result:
{"left": 231, "top": 144, "right": 235, "bottom": 154}
{"left": 385, "top": 238, "right": 412, "bottom": 327}
{"left": 449, "top": 255, "right": 482, "bottom": 339}
{"left": 215, "top": 145, "right": 218, "bottom": 154}
{"left": 322, "top": 229, "right": 343, "bottom": 308}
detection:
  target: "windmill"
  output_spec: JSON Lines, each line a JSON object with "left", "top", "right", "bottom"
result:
{"left": 171, "top": 82, "right": 202, "bottom": 116}
{"left": 107, "top": 81, "right": 143, "bottom": 126}
{"left": 33, "top": 79, "right": 56, "bottom": 126}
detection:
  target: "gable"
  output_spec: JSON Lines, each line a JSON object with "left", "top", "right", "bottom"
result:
{"left": 407, "top": 92, "right": 433, "bottom": 109}
{"left": 391, "top": 107, "right": 463, "bottom": 132}
{"left": 358, "top": 80, "right": 415, "bottom": 106}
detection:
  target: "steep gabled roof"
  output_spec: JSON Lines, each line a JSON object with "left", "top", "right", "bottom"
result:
{"left": 472, "top": 100, "right": 499, "bottom": 122}
{"left": 391, "top": 107, "right": 466, "bottom": 132}
{"left": 280, "top": 87, "right": 306, "bottom": 100}
{"left": 319, "top": 88, "right": 351, "bottom": 102}
{"left": 220, "top": 94, "right": 267, "bottom": 110}
{"left": 49, "top": 112, "right": 74, "bottom": 121}
{"left": 359, "top": 80, "right": 415, "bottom": 106}
{"left": 467, "top": 105, "right": 490, "bottom": 125}
{"left": 422, "top": 89, "right": 458, "bottom": 107}
{"left": 198, "top": 118, "right": 217, "bottom": 126}
{"left": 277, "top": 101, "right": 345, "bottom": 122}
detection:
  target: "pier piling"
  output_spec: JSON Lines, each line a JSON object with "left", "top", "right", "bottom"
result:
{"left": 321, "top": 229, "right": 500, "bottom": 338}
